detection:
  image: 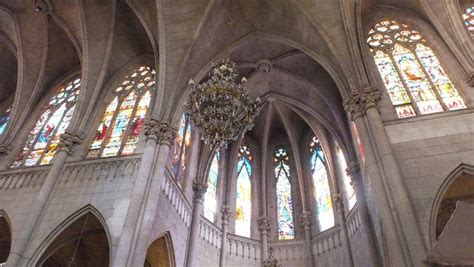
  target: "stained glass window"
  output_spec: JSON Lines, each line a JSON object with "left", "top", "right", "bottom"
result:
{"left": 12, "top": 78, "right": 81, "bottom": 167}
{"left": 204, "top": 152, "right": 220, "bottom": 222}
{"left": 463, "top": 5, "right": 474, "bottom": 34}
{"left": 367, "top": 19, "right": 466, "bottom": 118}
{"left": 335, "top": 143, "right": 356, "bottom": 210}
{"left": 274, "top": 147, "right": 295, "bottom": 240}
{"left": 87, "top": 66, "right": 155, "bottom": 158}
{"left": 309, "top": 137, "right": 334, "bottom": 231}
{"left": 0, "top": 108, "right": 11, "bottom": 135}
{"left": 235, "top": 145, "right": 252, "bottom": 237}
{"left": 169, "top": 113, "right": 192, "bottom": 184}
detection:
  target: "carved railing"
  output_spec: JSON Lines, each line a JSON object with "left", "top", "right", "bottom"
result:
{"left": 199, "top": 216, "right": 222, "bottom": 249}
{"left": 0, "top": 165, "right": 50, "bottom": 191}
{"left": 60, "top": 155, "right": 141, "bottom": 185}
{"left": 268, "top": 239, "right": 306, "bottom": 262}
{"left": 312, "top": 226, "right": 343, "bottom": 256}
{"left": 162, "top": 169, "right": 192, "bottom": 227}
{"left": 346, "top": 206, "right": 362, "bottom": 237}
{"left": 226, "top": 233, "right": 261, "bottom": 262}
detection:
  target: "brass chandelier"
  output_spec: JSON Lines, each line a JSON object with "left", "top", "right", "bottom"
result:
{"left": 186, "top": 60, "right": 260, "bottom": 148}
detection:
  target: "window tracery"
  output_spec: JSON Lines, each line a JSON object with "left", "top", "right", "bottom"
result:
{"left": 12, "top": 78, "right": 81, "bottom": 167}
{"left": 87, "top": 66, "right": 155, "bottom": 158}
{"left": 309, "top": 137, "right": 334, "bottom": 231}
{"left": 274, "top": 147, "right": 295, "bottom": 240}
{"left": 204, "top": 152, "right": 220, "bottom": 222}
{"left": 235, "top": 145, "right": 252, "bottom": 237}
{"left": 169, "top": 113, "right": 192, "bottom": 184}
{"left": 0, "top": 107, "right": 11, "bottom": 135}
{"left": 367, "top": 19, "right": 466, "bottom": 118}
{"left": 335, "top": 143, "right": 356, "bottom": 210}
{"left": 463, "top": 5, "right": 474, "bottom": 35}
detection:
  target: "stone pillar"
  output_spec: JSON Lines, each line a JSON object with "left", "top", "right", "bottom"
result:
{"left": 113, "top": 119, "right": 161, "bottom": 266}
{"left": 361, "top": 86, "right": 426, "bottom": 265}
{"left": 219, "top": 206, "right": 230, "bottom": 267}
{"left": 300, "top": 211, "right": 315, "bottom": 266}
{"left": 334, "top": 194, "right": 354, "bottom": 267}
{"left": 8, "top": 132, "right": 81, "bottom": 267}
{"left": 344, "top": 91, "right": 407, "bottom": 266}
{"left": 346, "top": 162, "right": 380, "bottom": 266}
{"left": 258, "top": 217, "right": 270, "bottom": 262}
{"left": 186, "top": 181, "right": 207, "bottom": 267}
{"left": 130, "top": 123, "right": 177, "bottom": 266}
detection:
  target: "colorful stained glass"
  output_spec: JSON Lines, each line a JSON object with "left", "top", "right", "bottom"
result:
{"left": 204, "top": 152, "right": 220, "bottom": 222}
{"left": 12, "top": 78, "right": 81, "bottom": 168}
{"left": 367, "top": 19, "right": 466, "bottom": 118}
{"left": 235, "top": 145, "right": 252, "bottom": 237}
{"left": 309, "top": 137, "right": 334, "bottom": 231}
{"left": 169, "top": 113, "right": 192, "bottom": 184}
{"left": 463, "top": 6, "right": 474, "bottom": 34}
{"left": 87, "top": 66, "right": 156, "bottom": 158}
{"left": 0, "top": 108, "right": 11, "bottom": 135}
{"left": 335, "top": 143, "right": 356, "bottom": 210}
{"left": 274, "top": 148, "right": 294, "bottom": 240}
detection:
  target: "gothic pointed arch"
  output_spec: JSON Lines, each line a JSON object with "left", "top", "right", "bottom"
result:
{"left": 274, "top": 147, "right": 295, "bottom": 240}
{"left": 145, "top": 232, "right": 176, "bottom": 267}
{"left": 235, "top": 145, "right": 253, "bottom": 237}
{"left": 34, "top": 205, "right": 111, "bottom": 266}
{"left": 0, "top": 210, "right": 12, "bottom": 264}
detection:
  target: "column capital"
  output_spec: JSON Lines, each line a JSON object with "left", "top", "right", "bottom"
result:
{"left": 221, "top": 205, "right": 231, "bottom": 224}
{"left": 58, "top": 132, "right": 82, "bottom": 154}
{"left": 158, "top": 122, "right": 178, "bottom": 146}
{"left": 143, "top": 119, "right": 161, "bottom": 142}
{"left": 344, "top": 85, "right": 382, "bottom": 121}
{"left": 258, "top": 217, "right": 271, "bottom": 232}
{"left": 333, "top": 193, "right": 345, "bottom": 213}
{"left": 144, "top": 119, "right": 178, "bottom": 145}
{"left": 192, "top": 181, "right": 208, "bottom": 203}
{"left": 300, "top": 210, "right": 312, "bottom": 228}
{"left": 346, "top": 162, "right": 362, "bottom": 187}
{"left": 467, "top": 72, "right": 474, "bottom": 87}
{"left": 0, "top": 144, "right": 11, "bottom": 157}
{"left": 343, "top": 91, "right": 364, "bottom": 121}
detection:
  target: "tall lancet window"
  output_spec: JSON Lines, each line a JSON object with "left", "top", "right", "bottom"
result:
{"left": 169, "top": 113, "right": 192, "bottom": 184}
{"left": 235, "top": 145, "right": 252, "bottom": 237}
{"left": 204, "top": 152, "right": 220, "bottom": 222}
{"left": 12, "top": 77, "right": 81, "bottom": 167}
{"left": 0, "top": 107, "right": 11, "bottom": 135}
{"left": 87, "top": 66, "right": 155, "bottom": 158}
{"left": 309, "top": 137, "right": 334, "bottom": 231}
{"left": 367, "top": 19, "right": 466, "bottom": 118}
{"left": 274, "top": 147, "right": 295, "bottom": 240}
{"left": 463, "top": 5, "right": 474, "bottom": 34}
{"left": 335, "top": 143, "right": 356, "bottom": 210}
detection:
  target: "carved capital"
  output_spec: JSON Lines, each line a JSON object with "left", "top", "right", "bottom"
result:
{"left": 360, "top": 85, "right": 381, "bottom": 111}
{"left": 143, "top": 119, "right": 161, "bottom": 142}
{"left": 300, "top": 211, "right": 312, "bottom": 228}
{"left": 344, "top": 91, "right": 364, "bottom": 121}
{"left": 258, "top": 217, "right": 271, "bottom": 233}
{"left": 467, "top": 73, "right": 474, "bottom": 87}
{"left": 333, "top": 193, "right": 344, "bottom": 213}
{"left": 158, "top": 123, "right": 178, "bottom": 146}
{"left": 221, "top": 205, "right": 231, "bottom": 224}
{"left": 192, "top": 180, "right": 208, "bottom": 203}
{"left": 58, "top": 132, "right": 82, "bottom": 154}
{"left": 0, "top": 144, "right": 11, "bottom": 156}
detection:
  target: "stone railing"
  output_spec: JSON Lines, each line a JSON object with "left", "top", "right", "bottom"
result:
{"left": 226, "top": 233, "right": 261, "bottom": 262}
{"left": 0, "top": 165, "right": 50, "bottom": 191}
{"left": 346, "top": 206, "right": 362, "bottom": 237}
{"left": 0, "top": 262, "right": 5, "bottom": 267}
{"left": 312, "top": 226, "right": 343, "bottom": 256}
{"left": 162, "top": 169, "right": 192, "bottom": 227}
{"left": 269, "top": 239, "right": 306, "bottom": 262}
{"left": 199, "top": 216, "right": 222, "bottom": 249}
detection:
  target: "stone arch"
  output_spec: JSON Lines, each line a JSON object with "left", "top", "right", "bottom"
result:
{"left": 429, "top": 163, "right": 474, "bottom": 244}
{"left": 144, "top": 232, "right": 176, "bottom": 267}
{"left": 32, "top": 205, "right": 111, "bottom": 266}
{"left": 0, "top": 210, "right": 12, "bottom": 264}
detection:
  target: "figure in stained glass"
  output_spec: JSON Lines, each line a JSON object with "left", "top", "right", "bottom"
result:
{"left": 367, "top": 19, "right": 466, "bottom": 118}
{"left": 235, "top": 145, "right": 252, "bottom": 237}
{"left": 274, "top": 147, "right": 295, "bottom": 240}
{"left": 169, "top": 113, "right": 192, "bottom": 184}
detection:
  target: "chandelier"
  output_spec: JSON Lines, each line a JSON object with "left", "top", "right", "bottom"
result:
{"left": 186, "top": 60, "right": 260, "bottom": 148}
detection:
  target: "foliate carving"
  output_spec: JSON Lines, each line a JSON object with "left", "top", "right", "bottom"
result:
{"left": 58, "top": 132, "right": 82, "bottom": 154}
{"left": 258, "top": 217, "right": 271, "bottom": 232}
{"left": 0, "top": 144, "right": 11, "bottom": 156}
{"left": 143, "top": 119, "right": 178, "bottom": 145}
{"left": 467, "top": 73, "right": 474, "bottom": 87}
{"left": 143, "top": 119, "right": 161, "bottom": 142}
{"left": 344, "top": 85, "right": 382, "bottom": 121}
{"left": 360, "top": 85, "right": 381, "bottom": 111}
{"left": 192, "top": 181, "right": 208, "bottom": 203}
{"left": 158, "top": 123, "right": 178, "bottom": 146}
{"left": 300, "top": 211, "right": 312, "bottom": 228}
{"left": 344, "top": 92, "right": 364, "bottom": 121}
{"left": 346, "top": 162, "right": 362, "bottom": 187}
{"left": 333, "top": 193, "right": 344, "bottom": 213}
{"left": 221, "top": 206, "right": 231, "bottom": 224}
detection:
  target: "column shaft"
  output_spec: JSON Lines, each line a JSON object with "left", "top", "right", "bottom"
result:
{"left": 219, "top": 206, "right": 230, "bottom": 267}
{"left": 185, "top": 182, "right": 207, "bottom": 267}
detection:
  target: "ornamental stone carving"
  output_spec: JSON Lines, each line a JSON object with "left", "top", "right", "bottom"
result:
{"left": 360, "top": 85, "right": 381, "bottom": 111}
{"left": 221, "top": 206, "right": 231, "bottom": 224}
{"left": 344, "top": 85, "right": 382, "bottom": 120}
{"left": 346, "top": 162, "right": 362, "bottom": 187}
{"left": 333, "top": 193, "right": 344, "bottom": 213}
{"left": 192, "top": 181, "right": 208, "bottom": 203}
{"left": 58, "top": 132, "right": 82, "bottom": 154}
{"left": 143, "top": 119, "right": 161, "bottom": 142}
{"left": 467, "top": 73, "right": 474, "bottom": 87}
{"left": 258, "top": 217, "right": 271, "bottom": 233}
{"left": 343, "top": 91, "right": 364, "bottom": 120}
{"left": 0, "top": 144, "right": 11, "bottom": 156}
{"left": 300, "top": 211, "right": 312, "bottom": 228}
{"left": 158, "top": 123, "right": 178, "bottom": 146}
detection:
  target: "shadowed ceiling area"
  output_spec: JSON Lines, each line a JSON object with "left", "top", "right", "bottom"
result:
{"left": 0, "top": 37, "right": 17, "bottom": 105}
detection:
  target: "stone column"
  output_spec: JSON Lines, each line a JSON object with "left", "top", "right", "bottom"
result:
{"left": 258, "top": 217, "right": 270, "bottom": 262}
{"left": 8, "top": 132, "right": 81, "bottom": 267}
{"left": 219, "top": 206, "right": 230, "bottom": 267}
{"left": 300, "top": 211, "right": 315, "bottom": 266}
{"left": 113, "top": 119, "right": 161, "bottom": 266}
{"left": 334, "top": 194, "right": 354, "bottom": 267}
{"left": 344, "top": 92, "right": 407, "bottom": 266}
{"left": 130, "top": 123, "right": 177, "bottom": 266}
{"left": 346, "top": 162, "right": 380, "bottom": 266}
{"left": 361, "top": 86, "right": 426, "bottom": 265}
{"left": 186, "top": 181, "right": 208, "bottom": 267}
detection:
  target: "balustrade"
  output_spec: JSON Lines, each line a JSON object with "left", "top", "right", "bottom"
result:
{"left": 312, "top": 226, "right": 343, "bottom": 256}
{"left": 226, "top": 233, "right": 261, "bottom": 261}
{"left": 0, "top": 165, "right": 49, "bottom": 190}
{"left": 162, "top": 169, "right": 192, "bottom": 227}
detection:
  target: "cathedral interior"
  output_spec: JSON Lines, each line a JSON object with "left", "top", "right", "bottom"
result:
{"left": 0, "top": 0, "right": 473, "bottom": 266}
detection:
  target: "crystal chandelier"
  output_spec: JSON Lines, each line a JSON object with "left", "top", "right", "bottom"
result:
{"left": 186, "top": 60, "right": 260, "bottom": 148}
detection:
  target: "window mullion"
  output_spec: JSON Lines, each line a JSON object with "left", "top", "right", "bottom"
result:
{"left": 36, "top": 106, "right": 70, "bottom": 165}
{"left": 117, "top": 94, "right": 142, "bottom": 156}
{"left": 98, "top": 96, "right": 123, "bottom": 156}
{"left": 21, "top": 108, "right": 56, "bottom": 166}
